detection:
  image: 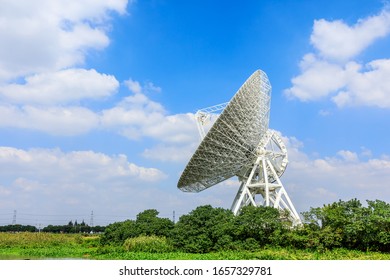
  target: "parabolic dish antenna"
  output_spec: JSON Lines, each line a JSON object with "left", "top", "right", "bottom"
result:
{"left": 178, "top": 70, "right": 301, "bottom": 226}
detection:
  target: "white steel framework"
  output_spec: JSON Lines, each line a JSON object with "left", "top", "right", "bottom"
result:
{"left": 195, "top": 102, "right": 228, "bottom": 140}
{"left": 231, "top": 130, "right": 301, "bottom": 226}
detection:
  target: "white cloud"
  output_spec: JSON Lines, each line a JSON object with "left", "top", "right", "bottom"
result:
{"left": 281, "top": 134, "right": 390, "bottom": 212}
{"left": 0, "top": 146, "right": 171, "bottom": 223}
{"left": 102, "top": 83, "right": 199, "bottom": 147}
{"left": 0, "top": 105, "right": 99, "bottom": 135}
{"left": 0, "top": 146, "right": 166, "bottom": 184}
{"left": 142, "top": 114, "right": 198, "bottom": 143}
{"left": 286, "top": 7, "right": 390, "bottom": 108}
{"left": 337, "top": 150, "right": 359, "bottom": 162}
{"left": 0, "top": 0, "right": 128, "bottom": 81}
{"left": 125, "top": 79, "right": 143, "bottom": 95}
{"left": 0, "top": 77, "right": 199, "bottom": 143}
{"left": 0, "top": 68, "right": 119, "bottom": 105}
{"left": 0, "top": 1, "right": 198, "bottom": 149}
{"left": 285, "top": 54, "right": 347, "bottom": 101}
{"left": 124, "top": 78, "right": 162, "bottom": 96}
{"left": 0, "top": 1, "right": 129, "bottom": 136}
{"left": 144, "top": 82, "right": 162, "bottom": 94}
{"left": 311, "top": 9, "right": 390, "bottom": 61}
{"left": 142, "top": 143, "right": 197, "bottom": 162}
{"left": 102, "top": 77, "right": 200, "bottom": 162}
{"left": 332, "top": 59, "right": 390, "bottom": 108}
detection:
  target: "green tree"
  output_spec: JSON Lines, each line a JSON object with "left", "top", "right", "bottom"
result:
{"left": 235, "top": 206, "right": 286, "bottom": 247}
{"left": 100, "top": 220, "right": 138, "bottom": 245}
{"left": 135, "top": 209, "right": 174, "bottom": 237}
{"left": 170, "top": 205, "right": 236, "bottom": 253}
{"left": 365, "top": 200, "right": 390, "bottom": 251}
{"left": 301, "top": 198, "right": 390, "bottom": 251}
{"left": 100, "top": 209, "right": 174, "bottom": 245}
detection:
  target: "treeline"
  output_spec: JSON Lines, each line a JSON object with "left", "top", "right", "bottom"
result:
{"left": 0, "top": 224, "right": 36, "bottom": 232}
{"left": 0, "top": 221, "right": 105, "bottom": 233}
{"left": 42, "top": 221, "right": 105, "bottom": 233}
{"left": 101, "top": 199, "right": 390, "bottom": 253}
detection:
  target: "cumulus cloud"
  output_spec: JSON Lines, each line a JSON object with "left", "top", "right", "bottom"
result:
{"left": 0, "top": 146, "right": 170, "bottom": 222}
{"left": 285, "top": 7, "right": 390, "bottom": 108}
{"left": 0, "top": 74, "right": 199, "bottom": 146}
{"left": 142, "top": 143, "right": 197, "bottom": 162}
{"left": 0, "top": 146, "right": 166, "bottom": 185}
{"left": 281, "top": 134, "right": 390, "bottom": 212}
{"left": 311, "top": 9, "right": 390, "bottom": 61}
{"left": 0, "top": 0, "right": 128, "bottom": 81}
{"left": 0, "top": 1, "right": 129, "bottom": 136}
{"left": 0, "top": 105, "right": 99, "bottom": 135}
{"left": 124, "top": 78, "right": 162, "bottom": 95}
{"left": 101, "top": 79, "right": 199, "bottom": 161}
{"left": 286, "top": 54, "right": 347, "bottom": 101}
{"left": 0, "top": 69, "right": 119, "bottom": 105}
{"left": 0, "top": 1, "right": 199, "bottom": 152}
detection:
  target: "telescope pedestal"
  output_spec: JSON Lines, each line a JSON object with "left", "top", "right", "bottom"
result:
{"left": 231, "top": 154, "right": 302, "bottom": 226}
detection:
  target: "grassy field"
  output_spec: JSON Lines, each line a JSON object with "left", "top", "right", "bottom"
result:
{"left": 0, "top": 232, "right": 389, "bottom": 260}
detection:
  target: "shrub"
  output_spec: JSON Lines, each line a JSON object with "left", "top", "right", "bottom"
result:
{"left": 123, "top": 235, "right": 174, "bottom": 253}
{"left": 170, "top": 205, "right": 236, "bottom": 253}
{"left": 235, "top": 206, "right": 285, "bottom": 246}
{"left": 100, "top": 209, "right": 174, "bottom": 246}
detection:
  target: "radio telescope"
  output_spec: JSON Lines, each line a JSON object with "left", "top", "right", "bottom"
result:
{"left": 178, "top": 70, "right": 301, "bottom": 226}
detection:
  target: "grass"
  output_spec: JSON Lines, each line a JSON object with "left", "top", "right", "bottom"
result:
{"left": 0, "top": 232, "right": 98, "bottom": 259}
{"left": 93, "top": 247, "right": 390, "bottom": 260}
{"left": 0, "top": 232, "right": 389, "bottom": 260}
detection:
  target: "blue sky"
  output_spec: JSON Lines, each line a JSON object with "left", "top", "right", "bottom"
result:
{"left": 1, "top": 0, "right": 390, "bottom": 226}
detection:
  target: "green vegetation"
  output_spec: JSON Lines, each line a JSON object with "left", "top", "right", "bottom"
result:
{"left": 0, "top": 232, "right": 388, "bottom": 260}
{"left": 100, "top": 209, "right": 173, "bottom": 245}
{"left": 0, "top": 198, "right": 389, "bottom": 259}
{"left": 123, "top": 236, "right": 174, "bottom": 253}
{"left": 0, "top": 232, "right": 99, "bottom": 259}
{"left": 101, "top": 199, "right": 390, "bottom": 254}
{"left": 0, "top": 220, "right": 105, "bottom": 234}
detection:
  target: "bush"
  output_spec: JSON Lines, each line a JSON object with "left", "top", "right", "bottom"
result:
{"left": 301, "top": 199, "right": 390, "bottom": 252}
{"left": 100, "top": 209, "right": 174, "bottom": 246}
{"left": 100, "top": 220, "right": 137, "bottom": 245}
{"left": 235, "top": 206, "right": 286, "bottom": 246}
{"left": 123, "top": 235, "right": 174, "bottom": 253}
{"left": 170, "top": 205, "right": 236, "bottom": 253}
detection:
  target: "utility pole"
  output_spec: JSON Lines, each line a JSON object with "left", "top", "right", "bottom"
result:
{"left": 12, "top": 210, "right": 16, "bottom": 225}
{"left": 90, "top": 210, "right": 94, "bottom": 228}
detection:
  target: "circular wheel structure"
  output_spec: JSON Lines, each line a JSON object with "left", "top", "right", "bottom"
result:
{"left": 237, "top": 129, "right": 288, "bottom": 184}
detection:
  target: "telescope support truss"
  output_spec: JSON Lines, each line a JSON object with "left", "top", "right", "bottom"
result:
{"left": 231, "top": 153, "right": 302, "bottom": 226}
{"left": 195, "top": 102, "right": 228, "bottom": 140}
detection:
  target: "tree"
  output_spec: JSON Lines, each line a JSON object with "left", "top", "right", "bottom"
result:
{"left": 235, "top": 206, "right": 286, "bottom": 247}
{"left": 100, "top": 220, "right": 138, "bottom": 245}
{"left": 170, "top": 205, "right": 236, "bottom": 253}
{"left": 365, "top": 199, "right": 390, "bottom": 251}
{"left": 100, "top": 209, "right": 174, "bottom": 245}
{"left": 301, "top": 198, "right": 390, "bottom": 251}
{"left": 135, "top": 209, "right": 174, "bottom": 237}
